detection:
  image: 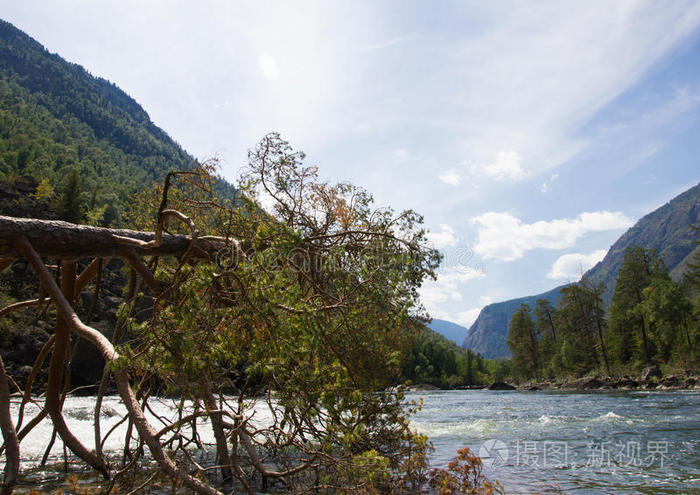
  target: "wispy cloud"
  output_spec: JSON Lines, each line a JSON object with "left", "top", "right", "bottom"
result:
{"left": 470, "top": 150, "right": 527, "bottom": 181}
{"left": 541, "top": 173, "right": 559, "bottom": 193}
{"left": 420, "top": 266, "right": 486, "bottom": 308}
{"left": 356, "top": 34, "right": 413, "bottom": 52}
{"left": 438, "top": 169, "right": 462, "bottom": 186}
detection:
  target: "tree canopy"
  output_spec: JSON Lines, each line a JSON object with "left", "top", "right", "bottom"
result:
{"left": 0, "top": 134, "right": 446, "bottom": 494}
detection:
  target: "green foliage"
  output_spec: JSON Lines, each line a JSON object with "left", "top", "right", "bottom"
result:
{"left": 31, "top": 176, "right": 53, "bottom": 200}
{"left": 401, "top": 328, "right": 488, "bottom": 388}
{"left": 638, "top": 277, "right": 693, "bottom": 363}
{"left": 0, "top": 19, "right": 228, "bottom": 221}
{"left": 56, "top": 167, "right": 84, "bottom": 222}
{"left": 485, "top": 359, "right": 511, "bottom": 383}
{"left": 554, "top": 280, "right": 609, "bottom": 376}
{"left": 507, "top": 304, "right": 539, "bottom": 382}
{"left": 118, "top": 134, "right": 442, "bottom": 491}
{"left": 504, "top": 245, "right": 698, "bottom": 382}
{"left": 608, "top": 246, "right": 666, "bottom": 365}
{"left": 428, "top": 447, "right": 505, "bottom": 495}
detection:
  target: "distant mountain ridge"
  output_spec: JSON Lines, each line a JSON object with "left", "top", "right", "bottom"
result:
{"left": 428, "top": 318, "right": 469, "bottom": 345}
{"left": 463, "top": 182, "right": 700, "bottom": 359}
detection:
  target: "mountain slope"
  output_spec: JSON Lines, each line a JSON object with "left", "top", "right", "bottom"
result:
{"left": 463, "top": 182, "right": 700, "bottom": 359}
{"left": 462, "top": 284, "right": 567, "bottom": 359}
{"left": 0, "top": 19, "right": 234, "bottom": 222}
{"left": 585, "top": 183, "right": 700, "bottom": 302}
{"left": 428, "top": 318, "right": 469, "bottom": 345}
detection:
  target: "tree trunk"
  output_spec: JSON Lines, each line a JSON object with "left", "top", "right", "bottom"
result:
{"left": 0, "top": 356, "right": 19, "bottom": 495}
{"left": 0, "top": 215, "right": 229, "bottom": 260}
{"left": 200, "top": 372, "right": 233, "bottom": 482}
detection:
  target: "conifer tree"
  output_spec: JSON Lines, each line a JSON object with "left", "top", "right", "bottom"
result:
{"left": 608, "top": 246, "right": 666, "bottom": 365}
{"left": 507, "top": 304, "right": 539, "bottom": 381}
{"left": 57, "top": 167, "right": 84, "bottom": 223}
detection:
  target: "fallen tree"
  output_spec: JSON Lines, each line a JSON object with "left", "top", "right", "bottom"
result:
{"left": 0, "top": 134, "right": 440, "bottom": 494}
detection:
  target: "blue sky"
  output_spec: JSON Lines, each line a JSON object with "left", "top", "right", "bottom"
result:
{"left": 3, "top": 1, "right": 700, "bottom": 327}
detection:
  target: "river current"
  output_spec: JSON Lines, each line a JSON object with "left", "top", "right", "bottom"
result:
{"left": 6, "top": 389, "right": 700, "bottom": 493}
{"left": 408, "top": 389, "right": 700, "bottom": 494}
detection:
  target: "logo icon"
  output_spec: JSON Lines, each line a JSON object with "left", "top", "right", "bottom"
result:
{"left": 478, "top": 439, "right": 509, "bottom": 468}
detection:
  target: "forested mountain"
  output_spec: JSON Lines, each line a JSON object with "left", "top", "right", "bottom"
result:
{"left": 463, "top": 182, "right": 700, "bottom": 359}
{"left": 428, "top": 318, "right": 469, "bottom": 345}
{"left": 0, "top": 19, "right": 233, "bottom": 224}
{"left": 0, "top": 19, "right": 237, "bottom": 388}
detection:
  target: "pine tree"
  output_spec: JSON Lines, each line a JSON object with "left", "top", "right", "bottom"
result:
{"left": 608, "top": 246, "right": 666, "bottom": 366}
{"left": 507, "top": 304, "right": 539, "bottom": 382}
{"left": 57, "top": 167, "right": 85, "bottom": 223}
{"left": 555, "top": 281, "right": 608, "bottom": 375}
{"left": 534, "top": 299, "right": 558, "bottom": 375}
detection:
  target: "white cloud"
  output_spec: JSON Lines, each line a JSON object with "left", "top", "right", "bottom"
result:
{"left": 471, "top": 211, "right": 633, "bottom": 261}
{"left": 438, "top": 169, "right": 462, "bottom": 186}
{"left": 419, "top": 266, "right": 486, "bottom": 307}
{"left": 452, "top": 296, "right": 494, "bottom": 327}
{"left": 258, "top": 53, "right": 280, "bottom": 81}
{"left": 547, "top": 249, "right": 607, "bottom": 280}
{"left": 393, "top": 149, "right": 410, "bottom": 162}
{"left": 426, "top": 224, "right": 458, "bottom": 249}
{"left": 257, "top": 53, "right": 280, "bottom": 80}
{"left": 541, "top": 173, "right": 559, "bottom": 193}
{"left": 479, "top": 295, "right": 494, "bottom": 306}
{"left": 453, "top": 308, "right": 482, "bottom": 328}
{"left": 471, "top": 150, "right": 527, "bottom": 181}
{"left": 356, "top": 35, "right": 413, "bottom": 52}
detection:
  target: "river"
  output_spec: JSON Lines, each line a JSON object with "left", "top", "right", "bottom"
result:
{"left": 408, "top": 389, "right": 700, "bottom": 494}
{"left": 7, "top": 389, "right": 700, "bottom": 493}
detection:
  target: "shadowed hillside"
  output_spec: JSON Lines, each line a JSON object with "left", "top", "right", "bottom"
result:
{"left": 0, "top": 18, "right": 233, "bottom": 222}
{"left": 428, "top": 318, "right": 469, "bottom": 345}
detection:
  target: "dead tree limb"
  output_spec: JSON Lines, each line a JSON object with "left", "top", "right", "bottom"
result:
{"left": 0, "top": 355, "right": 19, "bottom": 495}
{"left": 11, "top": 235, "right": 223, "bottom": 495}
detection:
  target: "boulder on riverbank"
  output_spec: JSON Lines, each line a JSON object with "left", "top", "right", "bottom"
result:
{"left": 561, "top": 377, "right": 603, "bottom": 390}
{"left": 518, "top": 373, "right": 700, "bottom": 391}
{"left": 641, "top": 365, "right": 662, "bottom": 381}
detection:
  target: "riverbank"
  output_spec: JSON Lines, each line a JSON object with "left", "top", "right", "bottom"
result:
{"left": 525, "top": 373, "right": 700, "bottom": 391}
{"left": 406, "top": 371, "right": 700, "bottom": 393}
